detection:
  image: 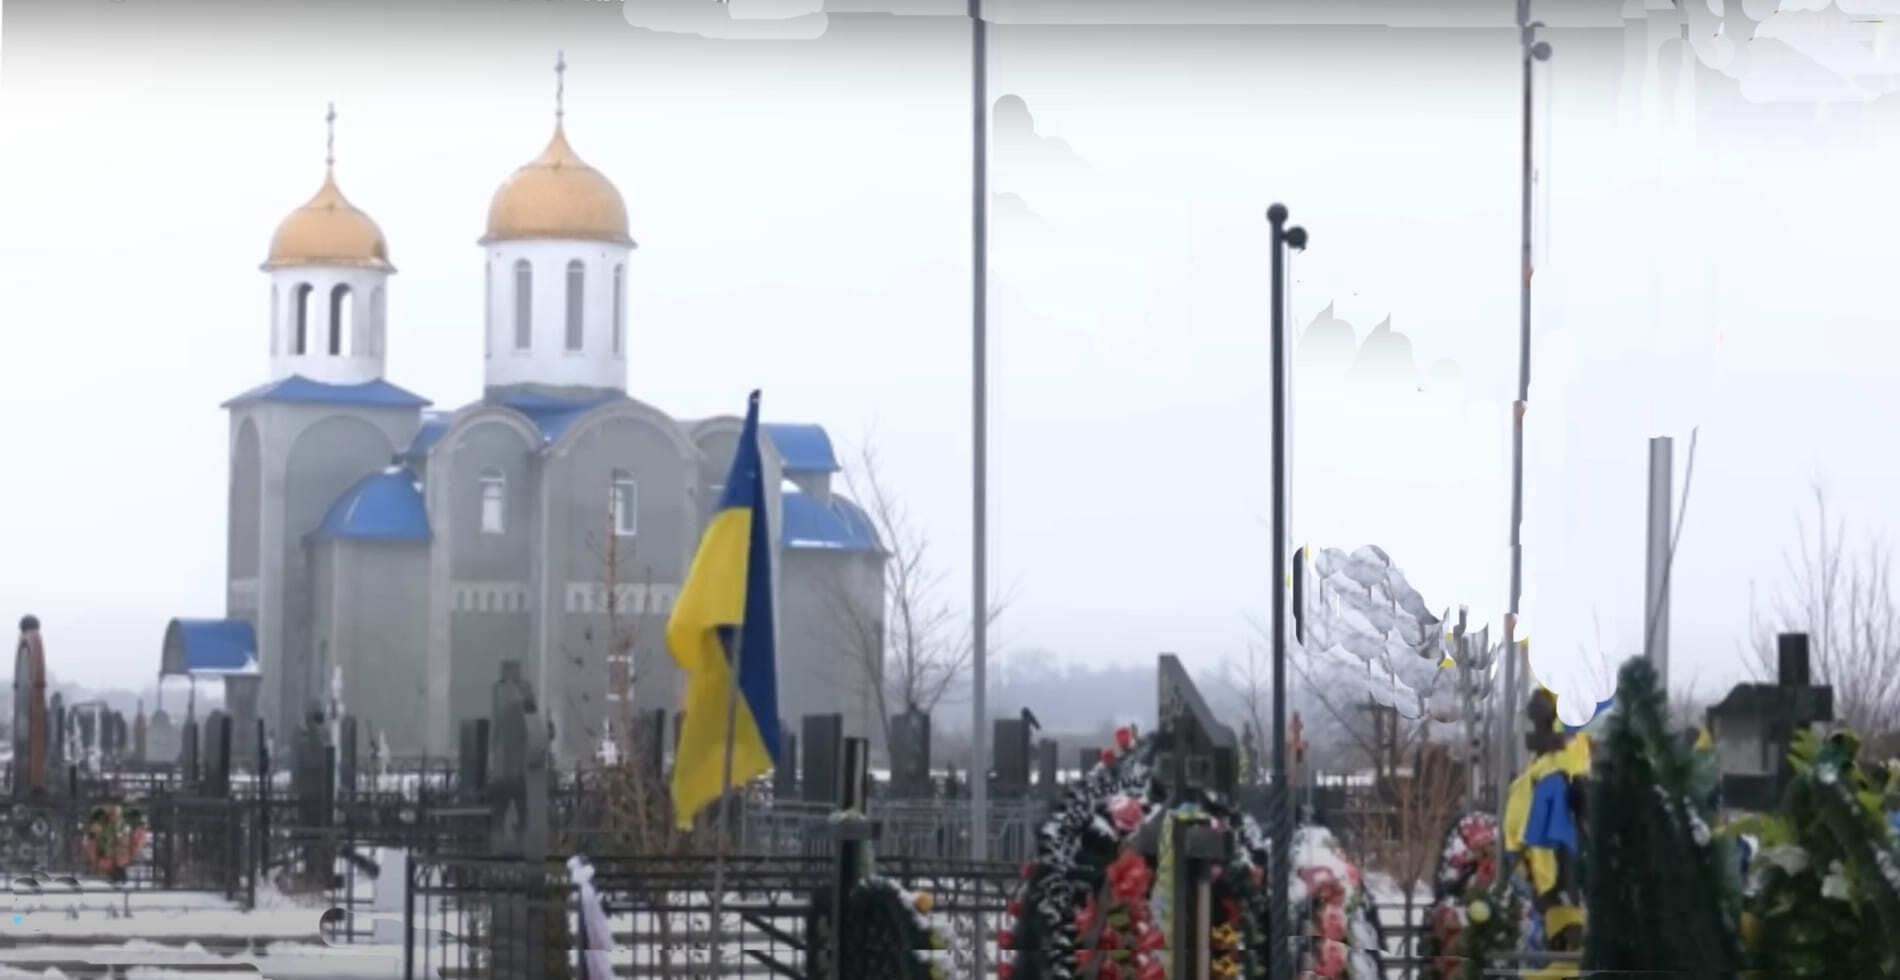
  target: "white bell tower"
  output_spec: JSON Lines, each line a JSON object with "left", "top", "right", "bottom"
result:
{"left": 480, "top": 55, "right": 635, "bottom": 397}
{"left": 261, "top": 104, "right": 395, "bottom": 386}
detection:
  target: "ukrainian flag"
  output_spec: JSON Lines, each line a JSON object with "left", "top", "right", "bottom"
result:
{"left": 668, "top": 390, "right": 781, "bottom": 829}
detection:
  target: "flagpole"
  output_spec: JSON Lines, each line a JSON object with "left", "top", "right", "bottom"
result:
{"left": 706, "top": 630, "right": 744, "bottom": 973}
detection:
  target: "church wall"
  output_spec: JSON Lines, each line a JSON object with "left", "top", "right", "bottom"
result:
{"left": 543, "top": 407, "right": 699, "bottom": 760}
{"left": 779, "top": 548, "right": 883, "bottom": 749}
{"left": 267, "top": 406, "right": 407, "bottom": 743}
{"left": 439, "top": 418, "right": 542, "bottom": 749}
{"left": 329, "top": 539, "right": 431, "bottom": 757}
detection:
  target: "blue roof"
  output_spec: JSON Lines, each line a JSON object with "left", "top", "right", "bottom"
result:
{"left": 501, "top": 391, "right": 625, "bottom": 444}
{"left": 161, "top": 618, "right": 259, "bottom": 676}
{"left": 313, "top": 467, "right": 431, "bottom": 542}
{"left": 782, "top": 490, "right": 881, "bottom": 553}
{"left": 405, "top": 411, "right": 454, "bottom": 457}
{"left": 763, "top": 424, "right": 841, "bottom": 475}
{"left": 222, "top": 375, "right": 431, "bottom": 410}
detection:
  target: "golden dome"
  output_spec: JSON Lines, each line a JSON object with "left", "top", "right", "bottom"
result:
{"left": 262, "top": 169, "right": 394, "bottom": 272}
{"left": 481, "top": 124, "right": 633, "bottom": 246}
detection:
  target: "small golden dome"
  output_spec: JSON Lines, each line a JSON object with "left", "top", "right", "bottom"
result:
{"left": 481, "top": 124, "right": 633, "bottom": 246}
{"left": 262, "top": 169, "right": 394, "bottom": 272}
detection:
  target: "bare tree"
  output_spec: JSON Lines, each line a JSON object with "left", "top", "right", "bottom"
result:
{"left": 827, "top": 437, "right": 1006, "bottom": 753}
{"left": 1354, "top": 737, "right": 1465, "bottom": 978}
{"left": 1748, "top": 484, "right": 1900, "bottom": 741}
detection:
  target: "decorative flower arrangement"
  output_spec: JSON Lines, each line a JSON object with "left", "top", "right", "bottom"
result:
{"left": 1287, "top": 826, "right": 1383, "bottom": 979}
{"left": 836, "top": 876, "right": 949, "bottom": 979}
{"left": 997, "top": 725, "right": 1298, "bottom": 980}
{"left": 1417, "top": 813, "right": 1529, "bottom": 980}
{"left": 1724, "top": 730, "right": 1900, "bottom": 978}
{"left": 79, "top": 804, "right": 147, "bottom": 883}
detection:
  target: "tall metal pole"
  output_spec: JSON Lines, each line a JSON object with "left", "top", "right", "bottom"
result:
{"left": 1645, "top": 436, "right": 1674, "bottom": 693}
{"left": 1266, "top": 203, "right": 1305, "bottom": 980}
{"left": 1500, "top": 0, "right": 1549, "bottom": 824}
{"left": 969, "top": 1, "right": 992, "bottom": 972}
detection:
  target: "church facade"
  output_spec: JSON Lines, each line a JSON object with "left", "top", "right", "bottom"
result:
{"left": 164, "top": 79, "right": 886, "bottom": 765}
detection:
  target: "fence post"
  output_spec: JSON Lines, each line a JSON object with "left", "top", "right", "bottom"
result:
{"left": 403, "top": 854, "right": 416, "bottom": 980}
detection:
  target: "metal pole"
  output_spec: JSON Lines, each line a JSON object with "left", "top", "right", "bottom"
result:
{"left": 1266, "top": 202, "right": 1305, "bottom": 980}
{"left": 706, "top": 630, "right": 744, "bottom": 973}
{"left": 1645, "top": 437, "right": 1673, "bottom": 694}
{"left": 970, "top": 3, "right": 991, "bottom": 971}
{"left": 1500, "top": 0, "right": 1549, "bottom": 831}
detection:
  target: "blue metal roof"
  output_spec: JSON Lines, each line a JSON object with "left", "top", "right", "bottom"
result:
{"left": 763, "top": 424, "right": 841, "bottom": 475}
{"left": 221, "top": 375, "right": 431, "bottom": 410}
{"left": 502, "top": 391, "right": 626, "bottom": 444}
{"left": 405, "top": 411, "right": 454, "bottom": 457}
{"left": 160, "top": 618, "right": 259, "bottom": 677}
{"left": 781, "top": 490, "right": 881, "bottom": 553}
{"left": 313, "top": 467, "right": 431, "bottom": 542}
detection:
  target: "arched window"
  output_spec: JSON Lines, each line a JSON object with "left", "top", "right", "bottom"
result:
{"left": 479, "top": 469, "right": 506, "bottom": 535}
{"left": 611, "top": 264, "right": 625, "bottom": 355}
{"left": 610, "top": 469, "right": 637, "bottom": 538}
{"left": 271, "top": 286, "right": 280, "bottom": 355}
{"left": 369, "top": 287, "right": 385, "bottom": 356}
{"left": 565, "top": 259, "right": 585, "bottom": 351}
{"left": 329, "top": 284, "right": 353, "bottom": 355}
{"left": 293, "top": 283, "right": 314, "bottom": 354}
{"left": 513, "top": 259, "right": 533, "bottom": 350}
{"left": 484, "top": 262, "right": 493, "bottom": 358}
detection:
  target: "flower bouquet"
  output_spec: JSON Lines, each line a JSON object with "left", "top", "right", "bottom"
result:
{"left": 80, "top": 804, "right": 147, "bottom": 883}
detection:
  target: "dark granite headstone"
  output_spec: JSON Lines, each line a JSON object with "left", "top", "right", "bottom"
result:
{"left": 992, "top": 713, "right": 1035, "bottom": 797}
{"left": 1036, "top": 738, "right": 1060, "bottom": 797}
{"left": 204, "top": 711, "right": 232, "bottom": 798}
{"left": 457, "top": 719, "right": 489, "bottom": 800}
{"left": 774, "top": 724, "right": 798, "bottom": 798}
{"left": 1155, "top": 653, "right": 1238, "bottom": 798}
{"left": 890, "top": 708, "right": 932, "bottom": 798}
{"left": 12, "top": 616, "right": 49, "bottom": 797}
{"left": 1708, "top": 632, "right": 1835, "bottom": 811}
{"left": 801, "top": 714, "right": 844, "bottom": 805}
{"left": 338, "top": 715, "right": 359, "bottom": 796}
{"left": 179, "top": 717, "right": 200, "bottom": 785}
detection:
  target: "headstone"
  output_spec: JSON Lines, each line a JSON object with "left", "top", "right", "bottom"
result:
{"left": 338, "top": 715, "right": 359, "bottom": 797}
{"left": 775, "top": 727, "right": 798, "bottom": 798}
{"left": 147, "top": 710, "right": 178, "bottom": 769}
{"left": 458, "top": 719, "right": 490, "bottom": 800}
{"left": 11, "top": 615, "right": 49, "bottom": 796}
{"left": 992, "top": 710, "right": 1037, "bottom": 797}
{"left": 293, "top": 709, "right": 331, "bottom": 827}
{"left": 638, "top": 709, "right": 667, "bottom": 783}
{"left": 1707, "top": 632, "right": 1835, "bottom": 810}
{"left": 223, "top": 675, "right": 262, "bottom": 770}
{"left": 801, "top": 714, "right": 844, "bottom": 805}
{"left": 47, "top": 694, "right": 66, "bottom": 788}
{"left": 890, "top": 708, "right": 932, "bottom": 798}
{"left": 133, "top": 702, "right": 148, "bottom": 765}
{"left": 204, "top": 711, "right": 232, "bottom": 798}
{"left": 179, "top": 719, "right": 199, "bottom": 786}
{"left": 1155, "top": 653, "right": 1239, "bottom": 798}
{"left": 1036, "top": 738, "right": 1060, "bottom": 797}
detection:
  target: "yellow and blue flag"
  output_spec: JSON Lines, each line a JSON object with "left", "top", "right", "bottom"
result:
{"left": 667, "top": 390, "right": 781, "bottom": 829}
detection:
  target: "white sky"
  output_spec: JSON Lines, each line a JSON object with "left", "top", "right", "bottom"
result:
{"left": 4, "top": 0, "right": 1900, "bottom": 721}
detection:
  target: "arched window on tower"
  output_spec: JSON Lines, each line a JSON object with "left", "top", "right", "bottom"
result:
{"left": 484, "top": 261, "right": 493, "bottom": 358}
{"left": 513, "top": 259, "right": 533, "bottom": 351}
{"left": 612, "top": 264, "right": 625, "bottom": 356}
{"left": 610, "top": 469, "right": 637, "bottom": 538}
{"left": 294, "top": 283, "right": 314, "bottom": 355}
{"left": 370, "top": 287, "right": 385, "bottom": 357}
{"left": 565, "top": 260, "right": 585, "bottom": 352}
{"left": 329, "top": 284, "right": 354, "bottom": 355}
{"left": 271, "top": 286, "right": 280, "bottom": 355}
{"left": 479, "top": 468, "right": 506, "bottom": 535}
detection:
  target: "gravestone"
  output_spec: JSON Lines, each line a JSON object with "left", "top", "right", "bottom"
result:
{"left": 338, "top": 715, "right": 359, "bottom": 797}
{"left": 223, "top": 675, "right": 262, "bottom": 770}
{"left": 637, "top": 709, "right": 667, "bottom": 783}
{"left": 992, "top": 709, "right": 1039, "bottom": 797}
{"left": 457, "top": 719, "right": 490, "bottom": 801}
{"left": 11, "top": 615, "right": 49, "bottom": 796}
{"left": 292, "top": 709, "right": 332, "bottom": 828}
{"left": 203, "top": 711, "right": 232, "bottom": 799}
{"left": 179, "top": 718, "right": 199, "bottom": 785}
{"left": 147, "top": 710, "right": 178, "bottom": 768}
{"left": 890, "top": 708, "right": 932, "bottom": 798}
{"left": 1708, "top": 632, "right": 1835, "bottom": 810}
{"left": 775, "top": 726, "right": 799, "bottom": 798}
{"left": 1155, "top": 653, "right": 1239, "bottom": 798}
{"left": 801, "top": 714, "right": 844, "bottom": 805}
{"left": 133, "top": 703, "right": 148, "bottom": 765}
{"left": 1036, "top": 738, "right": 1060, "bottom": 798}
{"left": 47, "top": 694, "right": 66, "bottom": 789}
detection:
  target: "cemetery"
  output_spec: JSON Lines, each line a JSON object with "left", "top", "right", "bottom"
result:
{"left": 7, "top": 605, "right": 1899, "bottom": 980}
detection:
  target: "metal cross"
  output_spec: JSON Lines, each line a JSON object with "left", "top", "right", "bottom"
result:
{"left": 555, "top": 51, "right": 566, "bottom": 122}
{"left": 325, "top": 102, "right": 336, "bottom": 169}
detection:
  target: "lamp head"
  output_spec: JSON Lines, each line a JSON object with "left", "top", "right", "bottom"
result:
{"left": 1285, "top": 226, "right": 1308, "bottom": 251}
{"left": 1266, "top": 203, "right": 1289, "bottom": 225}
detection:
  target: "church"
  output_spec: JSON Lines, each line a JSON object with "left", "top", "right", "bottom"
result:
{"left": 157, "top": 62, "right": 886, "bottom": 766}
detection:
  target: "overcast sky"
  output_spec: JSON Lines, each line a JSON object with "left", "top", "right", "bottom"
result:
{"left": 4, "top": 0, "right": 1900, "bottom": 721}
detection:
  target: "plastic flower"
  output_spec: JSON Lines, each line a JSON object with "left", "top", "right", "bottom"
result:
{"left": 1109, "top": 795, "right": 1145, "bottom": 834}
{"left": 1320, "top": 904, "right": 1347, "bottom": 941}
{"left": 1315, "top": 938, "right": 1347, "bottom": 978}
{"left": 1116, "top": 726, "right": 1135, "bottom": 751}
{"left": 1467, "top": 899, "right": 1492, "bottom": 924}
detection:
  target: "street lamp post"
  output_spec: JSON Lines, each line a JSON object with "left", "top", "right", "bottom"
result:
{"left": 969, "top": 1, "right": 992, "bottom": 975}
{"left": 1266, "top": 202, "right": 1306, "bottom": 980}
